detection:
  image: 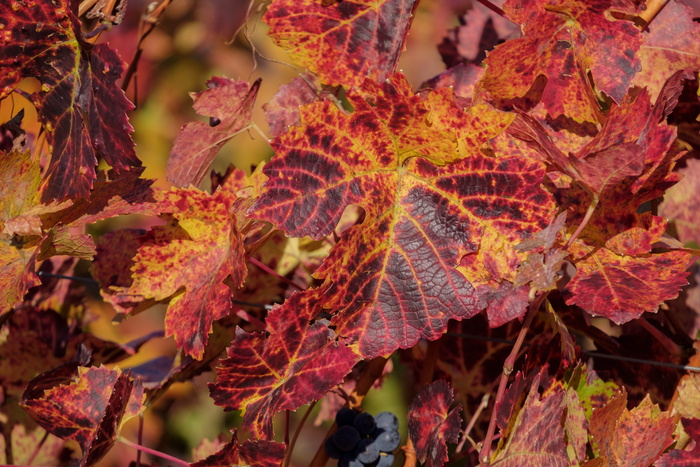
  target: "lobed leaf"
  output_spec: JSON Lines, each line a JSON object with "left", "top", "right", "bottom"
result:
{"left": 408, "top": 380, "right": 462, "bottom": 466}
{"left": 264, "top": 0, "right": 417, "bottom": 87}
{"left": 0, "top": 0, "right": 140, "bottom": 201}
{"left": 209, "top": 290, "right": 359, "bottom": 439}
{"left": 190, "top": 429, "right": 285, "bottom": 467}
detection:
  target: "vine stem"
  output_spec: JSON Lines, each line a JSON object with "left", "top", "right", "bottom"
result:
{"left": 118, "top": 436, "right": 189, "bottom": 466}
{"left": 638, "top": 317, "right": 682, "bottom": 357}
{"left": 25, "top": 429, "right": 49, "bottom": 465}
{"left": 309, "top": 356, "right": 388, "bottom": 467}
{"left": 283, "top": 400, "right": 318, "bottom": 467}
{"left": 456, "top": 393, "right": 489, "bottom": 453}
{"left": 637, "top": 0, "right": 669, "bottom": 25}
{"left": 478, "top": 292, "right": 548, "bottom": 465}
{"left": 473, "top": 0, "right": 506, "bottom": 17}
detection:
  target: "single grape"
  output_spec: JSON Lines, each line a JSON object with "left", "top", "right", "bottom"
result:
{"left": 375, "top": 453, "right": 395, "bottom": 467}
{"left": 353, "top": 412, "right": 377, "bottom": 437}
{"left": 356, "top": 438, "right": 380, "bottom": 464}
{"left": 325, "top": 434, "right": 344, "bottom": 459}
{"left": 374, "top": 411, "right": 399, "bottom": 431}
{"left": 334, "top": 425, "right": 361, "bottom": 452}
{"left": 338, "top": 453, "right": 364, "bottom": 467}
{"left": 336, "top": 407, "right": 357, "bottom": 427}
{"left": 373, "top": 429, "right": 400, "bottom": 452}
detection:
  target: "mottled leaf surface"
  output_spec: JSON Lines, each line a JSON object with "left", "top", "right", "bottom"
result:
{"left": 21, "top": 366, "right": 143, "bottom": 466}
{"left": 633, "top": 0, "right": 700, "bottom": 101}
{"left": 264, "top": 73, "right": 327, "bottom": 138}
{"left": 264, "top": 0, "right": 417, "bottom": 87}
{"left": 209, "top": 291, "right": 359, "bottom": 439}
{"left": 407, "top": 380, "right": 462, "bottom": 466}
{"left": 167, "top": 78, "right": 260, "bottom": 187}
{"left": 0, "top": 0, "right": 140, "bottom": 201}
{"left": 190, "top": 429, "right": 285, "bottom": 467}
{"left": 656, "top": 418, "right": 700, "bottom": 466}
{"left": 252, "top": 75, "right": 553, "bottom": 357}
{"left": 660, "top": 158, "right": 700, "bottom": 245}
{"left": 589, "top": 390, "right": 677, "bottom": 466}
{"left": 126, "top": 186, "right": 246, "bottom": 359}
{"left": 490, "top": 375, "right": 569, "bottom": 466}
{"left": 481, "top": 0, "right": 642, "bottom": 122}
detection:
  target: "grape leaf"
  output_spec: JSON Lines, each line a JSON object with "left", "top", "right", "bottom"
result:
{"left": 264, "top": 73, "right": 328, "bottom": 138}
{"left": 167, "top": 77, "right": 261, "bottom": 187}
{"left": 656, "top": 418, "right": 700, "bottom": 466}
{"left": 490, "top": 374, "right": 569, "bottom": 466}
{"left": 21, "top": 366, "right": 144, "bottom": 466}
{"left": 252, "top": 74, "right": 553, "bottom": 357}
{"left": 480, "top": 0, "right": 642, "bottom": 122}
{"left": 209, "top": 290, "right": 359, "bottom": 439}
{"left": 263, "top": 0, "right": 418, "bottom": 87}
{"left": 660, "top": 158, "right": 700, "bottom": 245}
{"left": 190, "top": 429, "right": 285, "bottom": 467}
{"left": 407, "top": 379, "right": 462, "bottom": 466}
{"left": 125, "top": 186, "right": 247, "bottom": 359}
{"left": 0, "top": 0, "right": 140, "bottom": 201}
{"left": 633, "top": 0, "right": 700, "bottom": 101}
{"left": 589, "top": 389, "right": 677, "bottom": 466}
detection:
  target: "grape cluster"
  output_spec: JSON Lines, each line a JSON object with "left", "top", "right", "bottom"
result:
{"left": 325, "top": 408, "right": 400, "bottom": 466}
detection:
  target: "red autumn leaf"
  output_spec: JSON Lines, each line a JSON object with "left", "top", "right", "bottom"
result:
{"left": 656, "top": 418, "right": 700, "bottom": 466}
{"left": 167, "top": 78, "right": 261, "bottom": 187}
{"left": 190, "top": 429, "right": 285, "bottom": 467}
{"left": 124, "top": 186, "right": 247, "bottom": 359}
{"left": 263, "top": 0, "right": 417, "bottom": 87}
{"left": 633, "top": 0, "right": 700, "bottom": 101}
{"left": 480, "top": 0, "right": 642, "bottom": 122}
{"left": 490, "top": 374, "right": 569, "bottom": 466}
{"left": 421, "top": 62, "right": 485, "bottom": 107}
{"left": 209, "top": 290, "right": 359, "bottom": 439}
{"left": 660, "top": 158, "right": 700, "bottom": 245}
{"left": 251, "top": 74, "right": 552, "bottom": 357}
{"left": 264, "top": 73, "right": 328, "bottom": 138}
{"left": 408, "top": 379, "right": 462, "bottom": 466}
{"left": 0, "top": 0, "right": 140, "bottom": 202}
{"left": 589, "top": 389, "right": 677, "bottom": 466}
{"left": 21, "top": 366, "right": 144, "bottom": 466}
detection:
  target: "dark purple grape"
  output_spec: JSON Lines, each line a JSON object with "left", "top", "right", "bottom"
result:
{"left": 325, "top": 434, "right": 344, "bottom": 459}
{"left": 336, "top": 407, "right": 357, "bottom": 427}
{"left": 356, "top": 438, "right": 380, "bottom": 463}
{"left": 353, "top": 411, "right": 377, "bottom": 436}
{"left": 374, "top": 429, "right": 400, "bottom": 452}
{"left": 374, "top": 411, "right": 399, "bottom": 431}
{"left": 375, "top": 453, "right": 395, "bottom": 467}
{"left": 334, "top": 425, "right": 361, "bottom": 452}
{"left": 338, "top": 453, "right": 364, "bottom": 467}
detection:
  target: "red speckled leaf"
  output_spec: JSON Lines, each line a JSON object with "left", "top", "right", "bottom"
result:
{"left": 209, "top": 290, "right": 359, "bottom": 439}
{"left": 251, "top": 74, "right": 553, "bottom": 357}
{"left": 407, "top": 380, "right": 462, "bottom": 466}
{"left": 125, "top": 186, "right": 246, "bottom": 359}
{"left": 490, "top": 374, "right": 569, "bottom": 466}
{"left": 481, "top": 0, "right": 642, "bottom": 122}
{"left": 264, "top": 73, "right": 328, "bottom": 138}
{"left": 589, "top": 389, "right": 677, "bottom": 466}
{"left": 565, "top": 243, "right": 691, "bottom": 324}
{"left": 191, "top": 429, "right": 285, "bottom": 467}
{"left": 660, "top": 158, "right": 700, "bottom": 245}
{"left": 167, "top": 78, "right": 261, "bottom": 187}
{"left": 0, "top": 0, "right": 140, "bottom": 201}
{"left": 633, "top": 0, "right": 700, "bottom": 101}
{"left": 21, "top": 366, "right": 144, "bottom": 466}
{"left": 263, "top": 0, "right": 417, "bottom": 87}
{"left": 656, "top": 418, "right": 700, "bottom": 466}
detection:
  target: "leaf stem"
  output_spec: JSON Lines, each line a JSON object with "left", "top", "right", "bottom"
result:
{"left": 246, "top": 255, "right": 307, "bottom": 291}
{"left": 637, "top": 0, "right": 669, "bottom": 26}
{"left": 479, "top": 292, "right": 547, "bottom": 465}
{"left": 473, "top": 0, "right": 506, "bottom": 17}
{"left": 283, "top": 400, "right": 318, "bottom": 467}
{"left": 565, "top": 196, "right": 599, "bottom": 249}
{"left": 456, "top": 393, "right": 489, "bottom": 453}
{"left": 118, "top": 436, "right": 190, "bottom": 466}
{"left": 638, "top": 317, "right": 682, "bottom": 357}
{"left": 25, "top": 429, "right": 49, "bottom": 465}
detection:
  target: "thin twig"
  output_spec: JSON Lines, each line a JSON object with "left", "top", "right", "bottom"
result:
{"left": 479, "top": 292, "right": 547, "bottom": 465}
{"left": 284, "top": 400, "right": 318, "bottom": 467}
{"left": 247, "top": 255, "right": 307, "bottom": 291}
{"left": 119, "top": 436, "right": 190, "bottom": 466}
